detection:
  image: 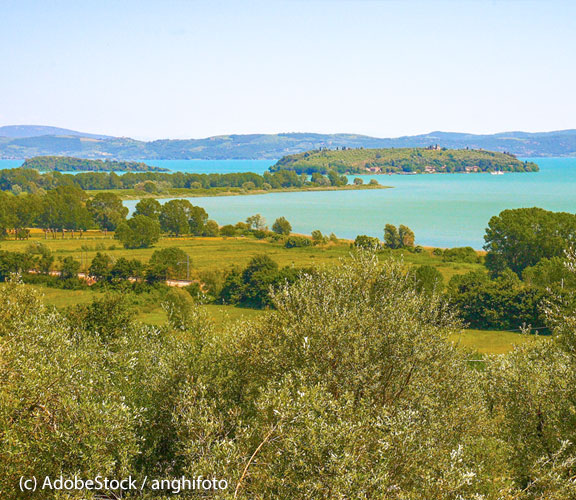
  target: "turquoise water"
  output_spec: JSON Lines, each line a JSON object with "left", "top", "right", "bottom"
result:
{"left": 2, "top": 157, "right": 576, "bottom": 248}
{"left": 146, "top": 159, "right": 273, "bottom": 174}
{"left": 124, "top": 158, "right": 576, "bottom": 249}
{"left": 0, "top": 159, "right": 273, "bottom": 174}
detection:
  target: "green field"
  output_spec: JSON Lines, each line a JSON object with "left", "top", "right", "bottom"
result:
{"left": 1, "top": 231, "right": 543, "bottom": 354}
{"left": 0, "top": 230, "right": 482, "bottom": 282}
{"left": 7, "top": 281, "right": 544, "bottom": 355}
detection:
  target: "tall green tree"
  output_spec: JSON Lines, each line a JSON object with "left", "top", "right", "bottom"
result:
{"left": 158, "top": 200, "right": 207, "bottom": 236}
{"left": 246, "top": 214, "right": 267, "bottom": 231}
{"left": 384, "top": 224, "right": 400, "bottom": 249}
{"left": 147, "top": 247, "right": 189, "bottom": 281}
{"left": 115, "top": 215, "right": 161, "bottom": 249}
{"left": 38, "top": 186, "right": 93, "bottom": 231}
{"left": 86, "top": 192, "right": 128, "bottom": 231}
{"left": 484, "top": 207, "right": 576, "bottom": 275}
{"left": 134, "top": 198, "right": 161, "bottom": 219}
{"left": 188, "top": 205, "right": 209, "bottom": 235}
{"left": 89, "top": 252, "right": 113, "bottom": 281}
{"left": 398, "top": 224, "right": 415, "bottom": 248}
{"left": 272, "top": 217, "right": 292, "bottom": 235}
{"left": 159, "top": 200, "right": 192, "bottom": 236}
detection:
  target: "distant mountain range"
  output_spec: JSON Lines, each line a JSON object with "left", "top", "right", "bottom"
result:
{"left": 0, "top": 125, "right": 112, "bottom": 140}
{"left": 1, "top": 125, "right": 576, "bottom": 160}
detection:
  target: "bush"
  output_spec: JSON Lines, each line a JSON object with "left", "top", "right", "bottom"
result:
{"left": 147, "top": 247, "right": 190, "bottom": 282}
{"left": 284, "top": 236, "right": 312, "bottom": 248}
{"left": 203, "top": 220, "right": 220, "bottom": 237}
{"left": 311, "top": 230, "right": 327, "bottom": 245}
{"left": 413, "top": 265, "right": 444, "bottom": 294}
{"left": 354, "top": 235, "right": 380, "bottom": 250}
{"left": 253, "top": 229, "right": 269, "bottom": 239}
{"left": 448, "top": 270, "right": 547, "bottom": 330}
{"left": 116, "top": 215, "right": 161, "bottom": 249}
{"left": 442, "top": 246, "right": 479, "bottom": 263}
{"left": 220, "top": 224, "right": 236, "bottom": 237}
{"left": 272, "top": 217, "right": 292, "bottom": 235}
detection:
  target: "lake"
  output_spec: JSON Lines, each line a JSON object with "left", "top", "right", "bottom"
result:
{"left": 2, "top": 158, "right": 576, "bottom": 248}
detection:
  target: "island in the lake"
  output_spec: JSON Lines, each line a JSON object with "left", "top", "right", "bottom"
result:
{"left": 21, "top": 156, "right": 169, "bottom": 172}
{"left": 270, "top": 146, "right": 539, "bottom": 174}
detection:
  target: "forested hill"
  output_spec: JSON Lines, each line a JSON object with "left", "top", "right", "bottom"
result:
{"left": 21, "top": 156, "right": 168, "bottom": 172}
{"left": 1, "top": 126, "right": 576, "bottom": 159}
{"left": 270, "top": 148, "right": 539, "bottom": 174}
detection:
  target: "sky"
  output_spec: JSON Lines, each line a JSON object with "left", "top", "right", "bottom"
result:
{"left": 1, "top": 0, "right": 575, "bottom": 140}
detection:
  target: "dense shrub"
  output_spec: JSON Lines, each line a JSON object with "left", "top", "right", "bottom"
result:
{"left": 354, "top": 234, "right": 380, "bottom": 249}
{"left": 3, "top": 252, "right": 576, "bottom": 498}
{"left": 448, "top": 269, "right": 548, "bottom": 330}
{"left": 284, "top": 236, "right": 312, "bottom": 248}
{"left": 442, "top": 246, "right": 480, "bottom": 263}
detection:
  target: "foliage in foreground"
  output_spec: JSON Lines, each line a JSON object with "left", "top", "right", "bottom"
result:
{"left": 1, "top": 252, "right": 576, "bottom": 498}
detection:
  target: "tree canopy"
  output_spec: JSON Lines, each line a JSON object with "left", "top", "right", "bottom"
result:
{"left": 484, "top": 207, "right": 576, "bottom": 275}
{"left": 272, "top": 147, "right": 539, "bottom": 174}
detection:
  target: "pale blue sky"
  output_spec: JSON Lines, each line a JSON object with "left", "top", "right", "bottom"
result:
{"left": 1, "top": 0, "right": 575, "bottom": 139}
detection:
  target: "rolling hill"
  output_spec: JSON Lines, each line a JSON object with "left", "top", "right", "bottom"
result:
{"left": 0, "top": 126, "right": 575, "bottom": 159}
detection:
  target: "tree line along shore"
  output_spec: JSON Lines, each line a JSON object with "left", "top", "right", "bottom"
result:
{"left": 0, "top": 164, "right": 383, "bottom": 198}
{"left": 0, "top": 198, "right": 574, "bottom": 334}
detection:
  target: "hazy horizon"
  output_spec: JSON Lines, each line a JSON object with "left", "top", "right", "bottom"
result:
{"left": 2, "top": 0, "right": 575, "bottom": 140}
{"left": 3, "top": 124, "right": 576, "bottom": 142}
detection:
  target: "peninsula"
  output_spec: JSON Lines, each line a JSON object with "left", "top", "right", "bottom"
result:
{"left": 0, "top": 166, "right": 387, "bottom": 200}
{"left": 270, "top": 147, "right": 539, "bottom": 175}
{"left": 21, "top": 156, "right": 168, "bottom": 172}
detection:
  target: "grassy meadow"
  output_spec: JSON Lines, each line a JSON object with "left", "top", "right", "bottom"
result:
{"left": 1, "top": 228, "right": 481, "bottom": 280}
{"left": 0, "top": 229, "right": 545, "bottom": 354}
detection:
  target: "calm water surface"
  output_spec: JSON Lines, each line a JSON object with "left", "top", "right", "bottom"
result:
{"left": 2, "top": 158, "right": 576, "bottom": 248}
{"left": 128, "top": 158, "right": 576, "bottom": 248}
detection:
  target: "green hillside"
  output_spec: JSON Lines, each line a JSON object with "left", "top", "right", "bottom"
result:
{"left": 271, "top": 147, "right": 539, "bottom": 174}
{"left": 1, "top": 129, "right": 576, "bottom": 159}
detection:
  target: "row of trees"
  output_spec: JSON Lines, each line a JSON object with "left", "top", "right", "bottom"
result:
{"left": 0, "top": 187, "right": 127, "bottom": 236}
{"left": 0, "top": 244, "right": 196, "bottom": 285}
{"left": 0, "top": 166, "right": 355, "bottom": 193}
{"left": 0, "top": 188, "right": 217, "bottom": 247}
{"left": 354, "top": 224, "right": 416, "bottom": 250}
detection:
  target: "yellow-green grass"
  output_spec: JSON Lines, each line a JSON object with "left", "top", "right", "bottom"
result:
{"left": 22, "top": 284, "right": 104, "bottom": 308}
{"left": 4, "top": 283, "right": 540, "bottom": 355}
{"left": 3, "top": 282, "right": 263, "bottom": 329}
{"left": 0, "top": 231, "right": 483, "bottom": 284}
{"left": 449, "top": 328, "right": 547, "bottom": 355}
{"left": 138, "top": 304, "right": 264, "bottom": 327}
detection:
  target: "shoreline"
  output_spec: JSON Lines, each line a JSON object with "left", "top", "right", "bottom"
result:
{"left": 92, "top": 183, "right": 391, "bottom": 200}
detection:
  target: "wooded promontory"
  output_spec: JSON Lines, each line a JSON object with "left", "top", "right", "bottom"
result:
{"left": 21, "top": 156, "right": 168, "bottom": 172}
{"left": 270, "top": 147, "right": 539, "bottom": 174}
